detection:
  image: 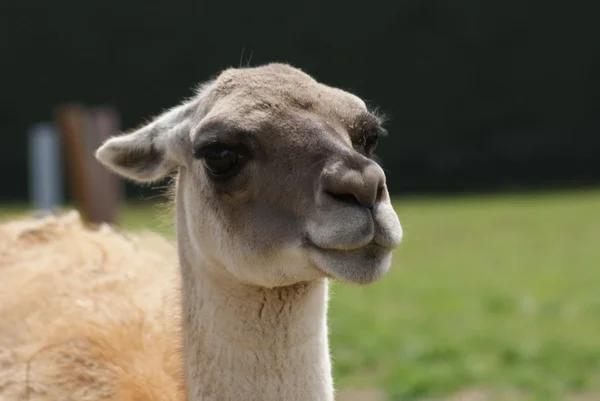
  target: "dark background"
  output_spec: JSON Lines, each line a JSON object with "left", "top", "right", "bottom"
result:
{"left": 2, "top": 0, "right": 599, "bottom": 201}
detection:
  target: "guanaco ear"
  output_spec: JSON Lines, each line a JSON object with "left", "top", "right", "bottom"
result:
{"left": 95, "top": 103, "right": 191, "bottom": 183}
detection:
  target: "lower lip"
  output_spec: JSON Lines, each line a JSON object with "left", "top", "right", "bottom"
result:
{"left": 305, "top": 238, "right": 390, "bottom": 254}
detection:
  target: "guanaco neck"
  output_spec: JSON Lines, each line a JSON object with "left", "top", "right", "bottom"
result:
{"left": 176, "top": 231, "right": 334, "bottom": 401}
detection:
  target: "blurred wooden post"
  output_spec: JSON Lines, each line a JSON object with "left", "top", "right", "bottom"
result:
{"left": 87, "top": 106, "right": 124, "bottom": 225}
{"left": 54, "top": 104, "right": 123, "bottom": 226}
{"left": 55, "top": 105, "right": 93, "bottom": 222}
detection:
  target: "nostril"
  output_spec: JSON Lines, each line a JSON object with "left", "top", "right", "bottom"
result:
{"left": 325, "top": 191, "right": 362, "bottom": 207}
{"left": 376, "top": 185, "right": 384, "bottom": 202}
{"left": 321, "top": 164, "right": 384, "bottom": 209}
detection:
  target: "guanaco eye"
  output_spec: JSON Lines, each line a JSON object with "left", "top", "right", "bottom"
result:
{"left": 195, "top": 145, "right": 244, "bottom": 177}
{"left": 363, "top": 130, "right": 379, "bottom": 155}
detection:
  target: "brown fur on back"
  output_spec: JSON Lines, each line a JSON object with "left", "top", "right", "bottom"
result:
{"left": 0, "top": 211, "right": 184, "bottom": 401}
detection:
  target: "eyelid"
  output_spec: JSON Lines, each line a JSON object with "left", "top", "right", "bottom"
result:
{"left": 193, "top": 134, "right": 253, "bottom": 159}
{"left": 193, "top": 141, "right": 252, "bottom": 159}
{"left": 192, "top": 129, "right": 256, "bottom": 157}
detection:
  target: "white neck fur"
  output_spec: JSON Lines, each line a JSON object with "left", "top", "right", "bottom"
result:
{"left": 177, "top": 238, "right": 334, "bottom": 401}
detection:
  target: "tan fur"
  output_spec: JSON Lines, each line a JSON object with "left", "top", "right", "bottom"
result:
{"left": 0, "top": 212, "right": 184, "bottom": 401}
{"left": 1, "top": 63, "right": 403, "bottom": 401}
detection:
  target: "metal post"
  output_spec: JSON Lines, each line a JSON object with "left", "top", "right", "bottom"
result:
{"left": 28, "top": 122, "right": 64, "bottom": 213}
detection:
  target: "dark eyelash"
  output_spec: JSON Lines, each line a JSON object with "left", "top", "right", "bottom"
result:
{"left": 376, "top": 127, "right": 388, "bottom": 138}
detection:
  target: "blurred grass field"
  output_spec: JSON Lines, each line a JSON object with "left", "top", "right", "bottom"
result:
{"left": 2, "top": 189, "right": 599, "bottom": 401}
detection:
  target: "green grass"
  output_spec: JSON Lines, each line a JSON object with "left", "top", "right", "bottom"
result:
{"left": 2, "top": 189, "right": 600, "bottom": 401}
{"left": 330, "top": 189, "right": 600, "bottom": 401}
